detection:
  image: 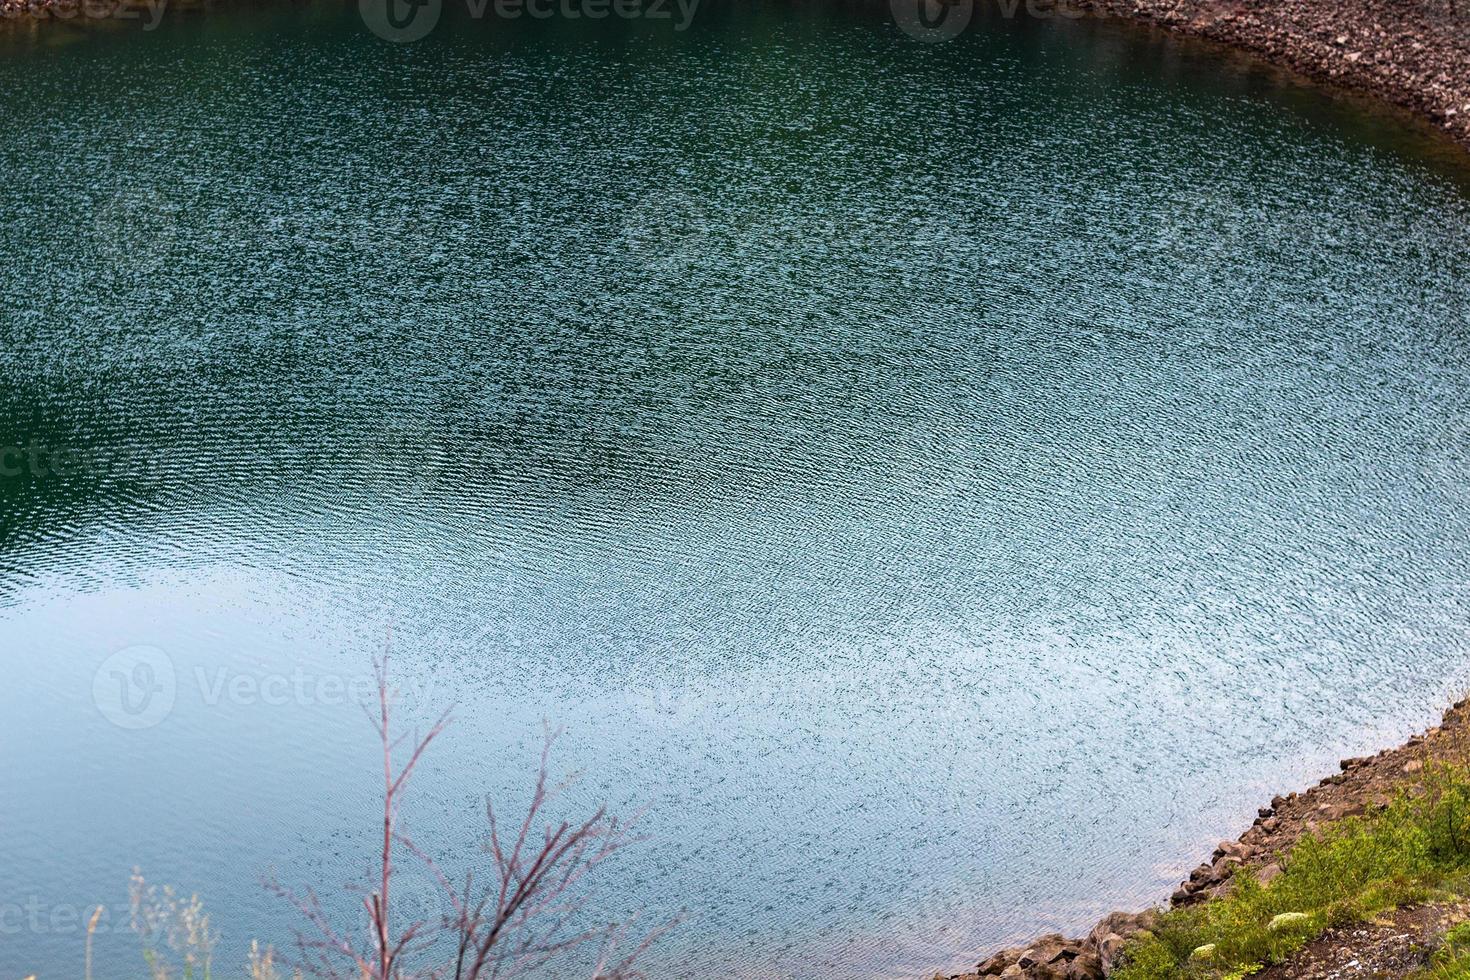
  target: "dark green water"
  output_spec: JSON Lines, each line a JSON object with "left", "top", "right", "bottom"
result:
{"left": 3, "top": 3, "right": 1470, "bottom": 977}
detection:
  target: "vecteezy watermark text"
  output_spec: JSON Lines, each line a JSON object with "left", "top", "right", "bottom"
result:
{"left": 93, "top": 646, "right": 441, "bottom": 730}
{"left": 889, "top": 0, "right": 1089, "bottom": 42}
{"left": 360, "top": 0, "right": 699, "bottom": 43}
{"left": 0, "top": 441, "right": 160, "bottom": 480}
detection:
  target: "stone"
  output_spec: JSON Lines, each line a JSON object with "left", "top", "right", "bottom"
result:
{"left": 1212, "top": 856, "right": 1242, "bottom": 881}
{"left": 977, "top": 949, "right": 1020, "bottom": 975}
{"left": 1017, "top": 935, "right": 1072, "bottom": 969}
{"left": 1405, "top": 759, "right": 1425, "bottom": 774}
{"left": 1094, "top": 934, "right": 1128, "bottom": 974}
{"left": 1190, "top": 943, "right": 1218, "bottom": 962}
{"left": 1218, "top": 840, "right": 1252, "bottom": 861}
{"left": 1065, "top": 951, "right": 1103, "bottom": 979}
{"left": 1085, "top": 911, "right": 1153, "bottom": 948}
{"left": 1255, "top": 862, "right": 1283, "bottom": 886}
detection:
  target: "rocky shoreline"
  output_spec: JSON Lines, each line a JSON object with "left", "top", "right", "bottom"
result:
{"left": 1074, "top": 0, "right": 1470, "bottom": 150}
{"left": 947, "top": 697, "right": 1470, "bottom": 979}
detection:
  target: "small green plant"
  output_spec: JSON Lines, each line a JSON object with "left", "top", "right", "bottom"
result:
{"left": 1114, "top": 765, "right": 1470, "bottom": 980}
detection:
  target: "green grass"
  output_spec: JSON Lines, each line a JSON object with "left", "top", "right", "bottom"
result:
{"left": 1412, "top": 921, "right": 1470, "bottom": 979}
{"left": 1113, "top": 765, "right": 1470, "bottom": 980}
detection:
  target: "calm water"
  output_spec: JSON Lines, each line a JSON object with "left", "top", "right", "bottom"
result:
{"left": 4, "top": 3, "right": 1470, "bottom": 977}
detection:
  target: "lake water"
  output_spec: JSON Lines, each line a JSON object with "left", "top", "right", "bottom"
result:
{"left": 4, "top": 2, "right": 1470, "bottom": 977}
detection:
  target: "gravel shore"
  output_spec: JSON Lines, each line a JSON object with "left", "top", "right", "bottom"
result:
{"left": 1076, "top": 0, "right": 1470, "bottom": 149}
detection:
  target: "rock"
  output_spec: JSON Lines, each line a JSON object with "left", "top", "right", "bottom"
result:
{"left": 1219, "top": 840, "right": 1252, "bottom": 861}
{"left": 1405, "top": 759, "right": 1425, "bottom": 774}
{"left": 1256, "top": 862, "right": 1283, "bottom": 886}
{"left": 999, "top": 967, "right": 1024, "bottom": 979}
{"left": 1268, "top": 911, "right": 1313, "bottom": 933}
{"left": 1212, "top": 856, "right": 1242, "bottom": 881}
{"left": 977, "top": 949, "right": 1020, "bottom": 975}
{"left": 1191, "top": 943, "right": 1218, "bottom": 962}
{"left": 1094, "top": 933, "right": 1128, "bottom": 974}
{"left": 1082, "top": 909, "right": 1161, "bottom": 972}
{"left": 1064, "top": 951, "right": 1103, "bottom": 979}
{"left": 1315, "top": 802, "right": 1360, "bottom": 822}
{"left": 1085, "top": 911, "right": 1155, "bottom": 948}
{"left": 1017, "top": 935, "right": 1072, "bottom": 969}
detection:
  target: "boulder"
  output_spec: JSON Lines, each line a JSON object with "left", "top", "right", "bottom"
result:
{"left": 1255, "top": 862, "right": 1283, "bottom": 886}
{"left": 1017, "top": 934, "right": 1072, "bottom": 969}
{"left": 977, "top": 949, "right": 1021, "bottom": 976}
{"left": 1084, "top": 910, "right": 1158, "bottom": 949}
{"left": 1097, "top": 934, "right": 1131, "bottom": 974}
{"left": 1064, "top": 951, "right": 1103, "bottom": 979}
{"left": 1217, "top": 840, "right": 1252, "bottom": 862}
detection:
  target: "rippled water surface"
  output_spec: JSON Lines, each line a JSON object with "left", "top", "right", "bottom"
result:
{"left": 4, "top": 4, "right": 1470, "bottom": 977}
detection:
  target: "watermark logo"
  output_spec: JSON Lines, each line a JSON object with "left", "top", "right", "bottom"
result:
{"left": 92, "top": 650, "right": 441, "bottom": 732}
{"left": 360, "top": 0, "right": 443, "bottom": 42}
{"left": 890, "top": 0, "right": 1089, "bottom": 41}
{"left": 361, "top": 0, "right": 700, "bottom": 43}
{"left": 890, "top": 0, "right": 974, "bottom": 43}
{"left": 93, "top": 646, "right": 177, "bottom": 730}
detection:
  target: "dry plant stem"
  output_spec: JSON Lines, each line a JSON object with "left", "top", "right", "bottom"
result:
{"left": 271, "top": 652, "right": 671, "bottom": 980}
{"left": 85, "top": 905, "right": 103, "bottom": 980}
{"left": 268, "top": 651, "right": 449, "bottom": 980}
{"left": 373, "top": 654, "right": 450, "bottom": 980}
